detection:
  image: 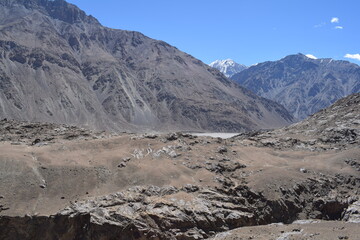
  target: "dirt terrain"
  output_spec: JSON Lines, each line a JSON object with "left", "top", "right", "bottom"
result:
{"left": 0, "top": 94, "right": 359, "bottom": 239}
{"left": 211, "top": 221, "right": 360, "bottom": 240}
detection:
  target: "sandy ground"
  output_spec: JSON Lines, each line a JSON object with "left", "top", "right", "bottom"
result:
{"left": 0, "top": 133, "right": 358, "bottom": 217}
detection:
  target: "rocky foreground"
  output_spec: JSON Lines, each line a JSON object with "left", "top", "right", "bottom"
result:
{"left": 0, "top": 94, "right": 359, "bottom": 239}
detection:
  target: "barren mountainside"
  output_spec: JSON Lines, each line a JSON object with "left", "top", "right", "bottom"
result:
{"left": 232, "top": 53, "right": 360, "bottom": 120}
{"left": 0, "top": 0, "right": 293, "bottom": 132}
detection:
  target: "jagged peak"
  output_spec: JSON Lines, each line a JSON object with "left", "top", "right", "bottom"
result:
{"left": 210, "top": 59, "right": 246, "bottom": 68}
{"left": 1, "top": 0, "right": 100, "bottom": 25}
{"left": 280, "top": 53, "right": 308, "bottom": 61}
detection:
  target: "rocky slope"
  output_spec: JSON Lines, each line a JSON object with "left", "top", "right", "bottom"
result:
{"left": 235, "top": 93, "right": 360, "bottom": 151}
{"left": 209, "top": 59, "right": 247, "bottom": 78}
{"left": 232, "top": 53, "right": 360, "bottom": 120}
{"left": 0, "top": 94, "right": 359, "bottom": 239}
{"left": 0, "top": 0, "right": 293, "bottom": 132}
{"left": 0, "top": 118, "right": 113, "bottom": 145}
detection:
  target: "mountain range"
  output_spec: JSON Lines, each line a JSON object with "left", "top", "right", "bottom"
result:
{"left": 232, "top": 53, "right": 360, "bottom": 120}
{"left": 1, "top": 1, "right": 360, "bottom": 239}
{"left": 209, "top": 59, "right": 247, "bottom": 78}
{"left": 0, "top": 0, "right": 293, "bottom": 132}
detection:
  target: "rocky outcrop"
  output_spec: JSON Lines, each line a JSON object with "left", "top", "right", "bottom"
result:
{"left": 343, "top": 201, "right": 360, "bottom": 223}
{"left": 235, "top": 93, "right": 360, "bottom": 151}
{"left": 232, "top": 53, "right": 360, "bottom": 120}
{"left": 0, "top": 0, "right": 294, "bottom": 132}
{"left": 0, "top": 118, "right": 111, "bottom": 145}
{"left": 1, "top": 173, "right": 359, "bottom": 240}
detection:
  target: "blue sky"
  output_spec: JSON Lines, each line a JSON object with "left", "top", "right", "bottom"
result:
{"left": 67, "top": 0, "right": 360, "bottom": 66}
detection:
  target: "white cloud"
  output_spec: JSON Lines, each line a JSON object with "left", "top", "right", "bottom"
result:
{"left": 306, "top": 54, "right": 317, "bottom": 59}
{"left": 314, "top": 22, "right": 326, "bottom": 28}
{"left": 331, "top": 17, "right": 339, "bottom": 23}
{"left": 344, "top": 54, "right": 360, "bottom": 61}
{"left": 335, "top": 26, "right": 343, "bottom": 29}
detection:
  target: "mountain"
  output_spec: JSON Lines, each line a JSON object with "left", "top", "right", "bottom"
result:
{"left": 209, "top": 59, "right": 247, "bottom": 78}
{"left": 232, "top": 53, "right": 360, "bottom": 120}
{"left": 0, "top": 0, "right": 293, "bottom": 132}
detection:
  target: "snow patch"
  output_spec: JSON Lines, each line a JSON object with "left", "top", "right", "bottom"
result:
{"left": 305, "top": 54, "right": 317, "bottom": 59}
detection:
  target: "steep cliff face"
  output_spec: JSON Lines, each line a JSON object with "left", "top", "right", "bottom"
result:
{"left": 232, "top": 54, "right": 360, "bottom": 120}
{"left": 0, "top": 0, "right": 293, "bottom": 132}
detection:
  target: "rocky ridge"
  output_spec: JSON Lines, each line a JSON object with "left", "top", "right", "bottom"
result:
{"left": 2, "top": 176, "right": 359, "bottom": 240}
{"left": 1, "top": 156, "right": 359, "bottom": 239}
{"left": 235, "top": 93, "right": 360, "bottom": 151}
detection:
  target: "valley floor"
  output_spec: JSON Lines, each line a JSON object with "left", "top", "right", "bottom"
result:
{"left": 0, "top": 127, "right": 359, "bottom": 239}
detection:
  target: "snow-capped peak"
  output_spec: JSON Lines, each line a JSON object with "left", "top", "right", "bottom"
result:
{"left": 209, "top": 59, "right": 247, "bottom": 78}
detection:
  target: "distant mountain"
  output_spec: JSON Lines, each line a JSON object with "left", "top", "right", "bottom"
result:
{"left": 232, "top": 53, "right": 360, "bottom": 120}
{"left": 209, "top": 59, "right": 247, "bottom": 78}
{"left": 0, "top": 0, "right": 294, "bottom": 132}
